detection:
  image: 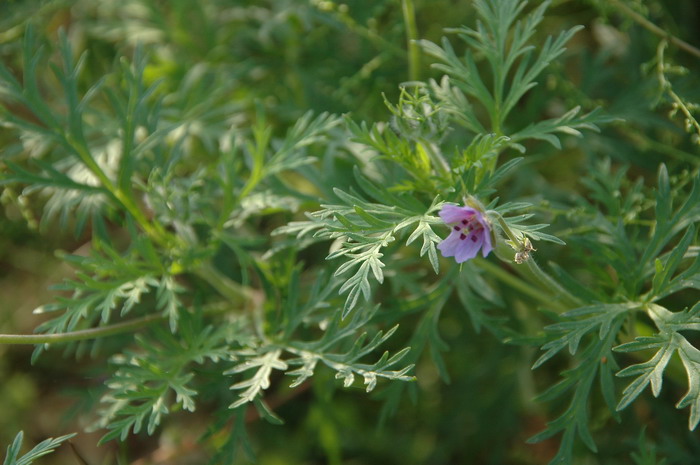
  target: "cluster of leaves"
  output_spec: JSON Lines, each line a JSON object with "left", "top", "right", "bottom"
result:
{"left": 34, "top": 235, "right": 183, "bottom": 338}
{"left": 417, "top": 0, "right": 606, "bottom": 148}
{"left": 278, "top": 0, "right": 592, "bottom": 332}
{"left": 529, "top": 165, "right": 700, "bottom": 462}
{"left": 276, "top": 171, "right": 444, "bottom": 316}
{"left": 95, "top": 311, "right": 235, "bottom": 442}
{"left": 2, "top": 431, "right": 75, "bottom": 465}
{"left": 0, "top": 8, "right": 413, "bottom": 461}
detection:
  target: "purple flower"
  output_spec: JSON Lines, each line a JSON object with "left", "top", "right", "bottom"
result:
{"left": 437, "top": 204, "right": 493, "bottom": 263}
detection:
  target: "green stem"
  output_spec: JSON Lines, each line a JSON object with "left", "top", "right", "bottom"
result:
{"left": 487, "top": 210, "right": 580, "bottom": 310}
{"left": 618, "top": 125, "right": 700, "bottom": 165}
{"left": 65, "top": 134, "right": 117, "bottom": 196}
{"left": 194, "top": 263, "right": 255, "bottom": 307}
{"left": 656, "top": 41, "right": 700, "bottom": 138}
{"left": 69, "top": 139, "right": 256, "bottom": 313}
{"left": 491, "top": 76, "right": 503, "bottom": 137}
{"left": 422, "top": 139, "right": 451, "bottom": 177}
{"left": 609, "top": 0, "right": 700, "bottom": 59}
{"left": 524, "top": 258, "right": 581, "bottom": 309}
{"left": 115, "top": 189, "right": 170, "bottom": 244}
{"left": 53, "top": 91, "right": 255, "bottom": 320}
{"left": 0, "top": 301, "right": 236, "bottom": 345}
{"left": 473, "top": 258, "right": 563, "bottom": 309}
{"left": 66, "top": 134, "right": 170, "bottom": 245}
{"left": 0, "top": 314, "right": 162, "bottom": 345}
{"left": 238, "top": 118, "right": 271, "bottom": 201}
{"left": 317, "top": 4, "right": 405, "bottom": 58}
{"left": 490, "top": 211, "right": 521, "bottom": 245}
{"left": 401, "top": 0, "right": 421, "bottom": 81}
{"left": 66, "top": 127, "right": 255, "bottom": 310}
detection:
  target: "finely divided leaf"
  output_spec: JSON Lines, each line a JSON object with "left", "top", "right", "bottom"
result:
{"left": 3, "top": 431, "right": 76, "bottom": 465}
{"left": 677, "top": 337, "right": 700, "bottom": 430}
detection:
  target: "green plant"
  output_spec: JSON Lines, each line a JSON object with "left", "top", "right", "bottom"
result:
{"left": 1, "top": 0, "right": 699, "bottom": 464}
{"left": 2, "top": 432, "right": 75, "bottom": 465}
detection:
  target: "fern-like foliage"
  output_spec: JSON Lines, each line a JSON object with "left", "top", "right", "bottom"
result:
{"left": 418, "top": 0, "right": 609, "bottom": 148}
{"left": 3, "top": 431, "right": 75, "bottom": 465}
{"left": 30, "top": 234, "right": 184, "bottom": 364}
{"left": 0, "top": 26, "right": 168, "bottom": 236}
{"left": 226, "top": 299, "right": 414, "bottom": 410}
{"left": 532, "top": 166, "right": 700, "bottom": 463}
{"left": 95, "top": 312, "right": 235, "bottom": 443}
{"left": 614, "top": 211, "right": 700, "bottom": 429}
{"left": 226, "top": 349, "right": 289, "bottom": 409}
{"left": 3, "top": 0, "right": 699, "bottom": 463}
{"left": 285, "top": 320, "right": 414, "bottom": 393}
{"left": 276, "top": 169, "right": 444, "bottom": 317}
{"left": 615, "top": 303, "right": 700, "bottom": 428}
{"left": 529, "top": 303, "right": 631, "bottom": 463}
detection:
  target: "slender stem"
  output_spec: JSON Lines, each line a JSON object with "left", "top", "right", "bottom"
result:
{"left": 118, "top": 69, "right": 138, "bottom": 193}
{"left": 115, "top": 189, "right": 170, "bottom": 244}
{"left": 401, "top": 0, "right": 421, "bottom": 81}
{"left": 524, "top": 258, "right": 581, "bottom": 309}
{"left": 491, "top": 73, "right": 504, "bottom": 137}
{"left": 486, "top": 210, "right": 579, "bottom": 310}
{"left": 315, "top": 3, "right": 405, "bottom": 58}
{"left": 490, "top": 211, "right": 521, "bottom": 245}
{"left": 68, "top": 131, "right": 259, "bottom": 318}
{"left": 65, "top": 133, "right": 116, "bottom": 195}
{"left": 422, "top": 140, "right": 451, "bottom": 177}
{"left": 656, "top": 41, "right": 700, "bottom": 139}
{"left": 66, "top": 130, "right": 256, "bottom": 311}
{"left": 194, "top": 263, "right": 256, "bottom": 307}
{"left": 473, "top": 258, "right": 568, "bottom": 312}
{"left": 238, "top": 115, "right": 272, "bottom": 203}
{"left": 618, "top": 125, "right": 700, "bottom": 165}
{"left": 0, "top": 301, "right": 236, "bottom": 345}
{"left": 66, "top": 133, "right": 170, "bottom": 245}
{"left": 609, "top": 0, "right": 700, "bottom": 59}
{"left": 0, "top": 314, "right": 163, "bottom": 345}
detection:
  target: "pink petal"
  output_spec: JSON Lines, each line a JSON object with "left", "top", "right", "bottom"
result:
{"left": 439, "top": 204, "right": 476, "bottom": 224}
{"left": 473, "top": 210, "right": 489, "bottom": 226}
{"left": 481, "top": 230, "right": 493, "bottom": 257}
{"left": 437, "top": 231, "right": 462, "bottom": 257}
{"left": 455, "top": 233, "right": 482, "bottom": 263}
{"left": 472, "top": 211, "right": 492, "bottom": 257}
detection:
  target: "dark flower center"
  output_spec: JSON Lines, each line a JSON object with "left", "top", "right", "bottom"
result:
{"left": 452, "top": 215, "right": 483, "bottom": 242}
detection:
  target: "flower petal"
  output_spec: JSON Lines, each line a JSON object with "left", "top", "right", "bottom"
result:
{"left": 473, "top": 209, "right": 488, "bottom": 225}
{"left": 437, "top": 202, "right": 493, "bottom": 263}
{"left": 455, "top": 233, "right": 482, "bottom": 263}
{"left": 472, "top": 211, "right": 492, "bottom": 257}
{"left": 481, "top": 229, "right": 493, "bottom": 257}
{"left": 437, "top": 231, "right": 463, "bottom": 258}
{"left": 439, "top": 204, "right": 476, "bottom": 224}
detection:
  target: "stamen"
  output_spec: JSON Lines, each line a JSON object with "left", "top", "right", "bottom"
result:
{"left": 454, "top": 226, "right": 461, "bottom": 231}
{"left": 459, "top": 233, "right": 467, "bottom": 240}
{"left": 470, "top": 235, "right": 477, "bottom": 242}
{"left": 461, "top": 219, "right": 468, "bottom": 225}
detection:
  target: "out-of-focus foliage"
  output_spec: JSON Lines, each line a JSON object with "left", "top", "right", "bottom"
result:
{"left": 2, "top": 431, "right": 75, "bottom": 465}
{"left": 1, "top": 0, "right": 700, "bottom": 464}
